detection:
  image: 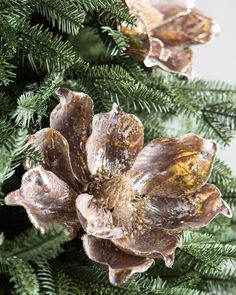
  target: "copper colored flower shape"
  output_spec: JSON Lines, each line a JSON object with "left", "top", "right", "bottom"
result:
{"left": 121, "top": 0, "right": 220, "bottom": 78}
{"left": 5, "top": 88, "right": 231, "bottom": 285}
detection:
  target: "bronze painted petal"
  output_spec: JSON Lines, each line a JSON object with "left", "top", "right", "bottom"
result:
{"left": 28, "top": 128, "right": 80, "bottom": 193}
{"left": 129, "top": 134, "right": 217, "bottom": 197}
{"left": 112, "top": 228, "right": 181, "bottom": 267}
{"left": 86, "top": 104, "right": 143, "bottom": 175}
{"left": 76, "top": 193, "right": 124, "bottom": 239}
{"left": 123, "top": 0, "right": 194, "bottom": 63}
{"left": 146, "top": 184, "right": 232, "bottom": 231}
{"left": 82, "top": 234, "right": 154, "bottom": 285}
{"left": 153, "top": 9, "right": 220, "bottom": 46}
{"left": 126, "top": 32, "right": 193, "bottom": 78}
{"left": 145, "top": 45, "right": 193, "bottom": 78}
{"left": 50, "top": 88, "right": 93, "bottom": 186}
{"left": 5, "top": 166, "right": 80, "bottom": 237}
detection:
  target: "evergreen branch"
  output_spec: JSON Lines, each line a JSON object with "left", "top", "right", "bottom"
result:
{"left": 13, "top": 72, "right": 63, "bottom": 128}
{"left": 221, "top": 191, "right": 236, "bottom": 209}
{"left": 0, "top": 0, "right": 28, "bottom": 9}
{"left": 188, "top": 79, "right": 236, "bottom": 103}
{"left": 0, "top": 226, "right": 69, "bottom": 294}
{"left": 210, "top": 158, "right": 236, "bottom": 190}
{"left": 168, "top": 288, "right": 212, "bottom": 295}
{"left": 206, "top": 219, "right": 236, "bottom": 244}
{"left": 147, "top": 70, "right": 236, "bottom": 144}
{"left": 7, "top": 258, "right": 39, "bottom": 295}
{"left": 77, "top": 64, "right": 171, "bottom": 113}
{"left": 181, "top": 232, "right": 236, "bottom": 269}
{"left": 199, "top": 102, "right": 236, "bottom": 145}
{"left": 141, "top": 112, "right": 170, "bottom": 143}
{"left": 38, "top": 263, "right": 56, "bottom": 295}
{"left": 0, "top": 2, "right": 236, "bottom": 294}
{"left": 8, "top": 224, "right": 69, "bottom": 265}
{"left": 62, "top": 262, "right": 210, "bottom": 295}
{"left": 0, "top": 93, "right": 13, "bottom": 116}
{"left": 0, "top": 15, "right": 17, "bottom": 56}
{"left": 18, "top": 23, "right": 76, "bottom": 71}
{"left": 13, "top": 92, "right": 37, "bottom": 128}
{"left": 31, "top": 0, "right": 85, "bottom": 35}
{"left": 120, "top": 57, "right": 147, "bottom": 81}
{"left": 79, "top": 0, "right": 136, "bottom": 25}
{"left": 0, "top": 0, "right": 31, "bottom": 32}
{"left": 86, "top": 64, "right": 134, "bottom": 81}
{"left": 200, "top": 112, "right": 233, "bottom": 145}
{"left": 0, "top": 127, "right": 27, "bottom": 188}
{"left": 102, "top": 26, "right": 129, "bottom": 56}
{"left": 0, "top": 51, "right": 16, "bottom": 86}
{"left": 200, "top": 266, "right": 236, "bottom": 295}
{"left": 0, "top": 233, "right": 4, "bottom": 247}
{"left": 150, "top": 70, "right": 236, "bottom": 105}
{"left": 38, "top": 263, "right": 79, "bottom": 295}
{"left": 53, "top": 271, "right": 79, "bottom": 295}
{"left": 164, "top": 271, "right": 201, "bottom": 290}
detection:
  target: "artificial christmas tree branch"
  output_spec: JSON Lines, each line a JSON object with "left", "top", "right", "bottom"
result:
{"left": 0, "top": 0, "right": 236, "bottom": 294}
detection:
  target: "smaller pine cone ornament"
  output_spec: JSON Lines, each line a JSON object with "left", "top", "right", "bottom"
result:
{"left": 121, "top": 0, "right": 220, "bottom": 78}
{"left": 5, "top": 89, "right": 231, "bottom": 285}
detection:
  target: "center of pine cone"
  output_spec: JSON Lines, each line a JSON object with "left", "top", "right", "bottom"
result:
{"left": 89, "top": 172, "right": 136, "bottom": 210}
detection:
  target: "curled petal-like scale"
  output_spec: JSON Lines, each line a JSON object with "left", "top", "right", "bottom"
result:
{"left": 86, "top": 104, "right": 144, "bottom": 175}
{"left": 127, "top": 34, "right": 171, "bottom": 68}
{"left": 82, "top": 234, "right": 154, "bottom": 285}
{"left": 153, "top": 9, "right": 220, "bottom": 46}
{"left": 129, "top": 134, "right": 217, "bottom": 197}
{"left": 146, "top": 184, "right": 232, "bottom": 231}
{"left": 145, "top": 46, "right": 193, "bottom": 78}
{"left": 28, "top": 128, "right": 80, "bottom": 193}
{"left": 50, "top": 88, "right": 93, "bottom": 186}
{"left": 5, "top": 166, "right": 80, "bottom": 237}
{"left": 76, "top": 194, "right": 124, "bottom": 239}
{"left": 112, "top": 228, "right": 181, "bottom": 267}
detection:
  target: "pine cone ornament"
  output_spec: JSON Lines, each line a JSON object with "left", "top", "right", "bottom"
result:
{"left": 121, "top": 0, "right": 220, "bottom": 78}
{"left": 5, "top": 88, "right": 231, "bottom": 285}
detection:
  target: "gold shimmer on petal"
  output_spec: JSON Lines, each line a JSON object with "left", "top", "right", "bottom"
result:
{"left": 28, "top": 128, "right": 81, "bottom": 193}
{"left": 129, "top": 134, "right": 217, "bottom": 197}
{"left": 145, "top": 184, "right": 232, "bottom": 232}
